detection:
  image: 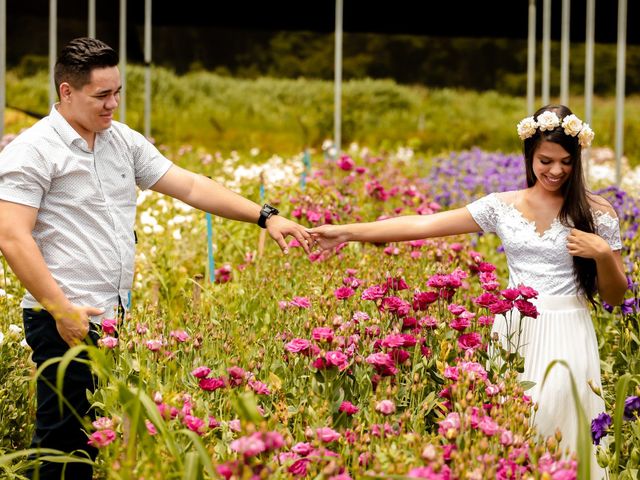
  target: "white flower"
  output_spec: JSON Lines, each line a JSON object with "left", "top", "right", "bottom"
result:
{"left": 20, "top": 338, "right": 29, "bottom": 348}
{"left": 250, "top": 147, "right": 260, "bottom": 157}
{"left": 172, "top": 229, "right": 182, "bottom": 241}
{"left": 578, "top": 124, "right": 595, "bottom": 148}
{"left": 0, "top": 331, "right": 4, "bottom": 345}
{"left": 8, "top": 324, "right": 22, "bottom": 336}
{"left": 536, "top": 111, "right": 561, "bottom": 131}
{"left": 562, "top": 114, "right": 583, "bottom": 137}
{"left": 517, "top": 116, "right": 538, "bottom": 140}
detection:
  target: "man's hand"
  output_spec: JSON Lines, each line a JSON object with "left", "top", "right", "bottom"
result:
{"left": 49, "top": 303, "right": 105, "bottom": 347}
{"left": 266, "top": 216, "right": 313, "bottom": 255}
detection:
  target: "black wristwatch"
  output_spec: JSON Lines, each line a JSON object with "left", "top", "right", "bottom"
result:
{"left": 258, "top": 203, "right": 279, "bottom": 228}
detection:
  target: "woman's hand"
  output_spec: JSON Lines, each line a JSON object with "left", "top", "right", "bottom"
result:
{"left": 566, "top": 228, "right": 611, "bottom": 260}
{"left": 307, "top": 225, "right": 351, "bottom": 251}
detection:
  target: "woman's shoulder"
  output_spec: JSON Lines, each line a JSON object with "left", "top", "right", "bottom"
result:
{"left": 493, "top": 190, "right": 522, "bottom": 205}
{"left": 587, "top": 193, "right": 618, "bottom": 218}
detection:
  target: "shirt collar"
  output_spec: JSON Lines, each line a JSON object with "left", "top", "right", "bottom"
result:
{"left": 49, "top": 104, "right": 112, "bottom": 152}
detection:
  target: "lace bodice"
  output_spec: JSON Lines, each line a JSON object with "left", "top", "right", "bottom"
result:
{"left": 467, "top": 193, "right": 623, "bottom": 296}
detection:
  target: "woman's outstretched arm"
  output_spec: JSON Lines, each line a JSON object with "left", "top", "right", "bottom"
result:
{"left": 308, "top": 206, "right": 483, "bottom": 251}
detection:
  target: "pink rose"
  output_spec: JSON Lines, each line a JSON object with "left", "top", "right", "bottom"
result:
{"left": 87, "top": 429, "right": 116, "bottom": 447}
{"left": 375, "top": 400, "right": 396, "bottom": 415}
{"left": 101, "top": 318, "right": 117, "bottom": 335}
{"left": 458, "top": 332, "right": 482, "bottom": 351}
{"left": 312, "top": 327, "right": 334, "bottom": 342}
{"left": 325, "top": 350, "right": 349, "bottom": 371}
{"left": 316, "top": 427, "right": 341, "bottom": 443}
{"left": 339, "top": 401, "right": 359, "bottom": 415}
{"left": 191, "top": 366, "right": 211, "bottom": 378}
{"left": 285, "top": 338, "right": 311, "bottom": 354}
{"left": 199, "top": 377, "right": 226, "bottom": 391}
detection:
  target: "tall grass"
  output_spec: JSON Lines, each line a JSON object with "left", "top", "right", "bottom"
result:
{"left": 4, "top": 66, "right": 640, "bottom": 166}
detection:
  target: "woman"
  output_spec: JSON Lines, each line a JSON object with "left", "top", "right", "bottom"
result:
{"left": 309, "top": 105, "right": 627, "bottom": 478}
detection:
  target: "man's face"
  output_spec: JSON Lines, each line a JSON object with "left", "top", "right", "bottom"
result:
{"left": 63, "top": 66, "right": 121, "bottom": 135}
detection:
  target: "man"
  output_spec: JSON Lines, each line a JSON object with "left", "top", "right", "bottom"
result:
{"left": 0, "top": 37, "right": 311, "bottom": 479}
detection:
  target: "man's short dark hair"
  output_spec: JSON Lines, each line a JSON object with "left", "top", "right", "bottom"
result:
{"left": 54, "top": 37, "right": 119, "bottom": 97}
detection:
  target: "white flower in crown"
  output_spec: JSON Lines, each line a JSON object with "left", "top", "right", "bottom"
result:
{"left": 536, "top": 111, "right": 561, "bottom": 131}
{"left": 517, "top": 116, "right": 538, "bottom": 140}
{"left": 578, "top": 123, "right": 595, "bottom": 148}
{"left": 561, "top": 114, "right": 583, "bottom": 137}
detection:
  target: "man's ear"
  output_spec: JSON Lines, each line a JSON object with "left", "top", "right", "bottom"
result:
{"left": 59, "top": 82, "right": 72, "bottom": 103}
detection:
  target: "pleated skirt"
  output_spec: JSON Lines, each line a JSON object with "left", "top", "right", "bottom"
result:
{"left": 492, "top": 295, "right": 606, "bottom": 479}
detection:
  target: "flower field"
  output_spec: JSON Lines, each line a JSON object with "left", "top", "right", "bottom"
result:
{"left": 0, "top": 143, "right": 639, "bottom": 479}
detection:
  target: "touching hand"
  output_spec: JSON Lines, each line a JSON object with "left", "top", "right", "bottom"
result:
{"left": 307, "top": 224, "right": 351, "bottom": 251}
{"left": 266, "top": 215, "right": 313, "bottom": 255}
{"left": 566, "top": 228, "right": 611, "bottom": 260}
{"left": 51, "top": 304, "right": 105, "bottom": 347}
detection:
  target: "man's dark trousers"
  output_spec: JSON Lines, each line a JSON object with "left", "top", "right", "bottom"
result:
{"left": 22, "top": 309, "right": 99, "bottom": 480}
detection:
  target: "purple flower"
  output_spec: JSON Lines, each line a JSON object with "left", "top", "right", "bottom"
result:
{"left": 591, "top": 412, "right": 611, "bottom": 445}
{"left": 624, "top": 396, "right": 640, "bottom": 421}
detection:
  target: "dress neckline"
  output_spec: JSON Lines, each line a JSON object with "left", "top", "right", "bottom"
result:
{"left": 493, "top": 194, "right": 563, "bottom": 239}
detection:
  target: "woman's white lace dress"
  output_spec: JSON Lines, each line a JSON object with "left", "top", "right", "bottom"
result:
{"left": 467, "top": 192, "right": 622, "bottom": 479}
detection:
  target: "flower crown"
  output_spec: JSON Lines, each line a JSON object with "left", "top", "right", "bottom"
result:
{"left": 516, "top": 111, "right": 594, "bottom": 148}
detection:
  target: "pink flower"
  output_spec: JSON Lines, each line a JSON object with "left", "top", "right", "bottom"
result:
{"left": 381, "top": 296, "right": 411, "bottom": 317}
{"left": 145, "top": 338, "right": 163, "bottom": 351}
{"left": 170, "top": 329, "right": 190, "bottom": 342}
{"left": 92, "top": 417, "right": 114, "bottom": 430}
{"left": 352, "top": 311, "right": 369, "bottom": 322}
{"left": 145, "top": 419, "right": 158, "bottom": 436}
{"left": 412, "top": 291, "right": 439, "bottom": 310}
{"left": 500, "top": 429, "right": 514, "bottom": 445}
{"left": 285, "top": 338, "right": 312, "bottom": 354}
{"left": 135, "top": 323, "right": 148, "bottom": 334}
{"left": 450, "top": 317, "right": 471, "bottom": 332}
{"left": 489, "top": 300, "right": 513, "bottom": 315}
{"left": 334, "top": 286, "right": 356, "bottom": 300}
{"left": 87, "top": 429, "right": 116, "bottom": 447}
{"left": 208, "top": 416, "right": 220, "bottom": 428}
{"left": 228, "top": 419, "right": 241, "bottom": 432}
{"left": 316, "top": 427, "right": 341, "bottom": 443}
{"left": 191, "top": 366, "right": 211, "bottom": 378}
{"left": 518, "top": 284, "right": 538, "bottom": 299}
{"left": 325, "top": 350, "right": 350, "bottom": 371}
{"left": 485, "top": 384, "right": 501, "bottom": 396}
{"left": 230, "top": 435, "right": 266, "bottom": 457}
{"left": 458, "top": 332, "right": 482, "bottom": 351}
{"left": 385, "top": 276, "right": 409, "bottom": 291}
{"left": 361, "top": 285, "right": 387, "bottom": 300}
{"left": 478, "top": 315, "right": 495, "bottom": 327}
{"left": 477, "top": 261, "right": 496, "bottom": 272}
{"left": 375, "top": 400, "right": 396, "bottom": 415}
{"left": 292, "top": 442, "right": 313, "bottom": 456}
{"left": 248, "top": 379, "right": 271, "bottom": 395}
{"left": 366, "top": 352, "right": 398, "bottom": 376}
{"left": 288, "top": 458, "right": 311, "bottom": 476}
{"left": 227, "top": 366, "right": 247, "bottom": 386}
{"left": 500, "top": 288, "right": 521, "bottom": 301}
{"left": 474, "top": 292, "right": 498, "bottom": 307}
{"left": 337, "top": 154, "right": 355, "bottom": 171}
{"left": 199, "top": 377, "right": 226, "bottom": 391}
{"left": 447, "top": 304, "right": 466, "bottom": 315}
{"left": 438, "top": 412, "right": 460, "bottom": 437}
{"left": 443, "top": 366, "right": 459, "bottom": 381}
{"left": 98, "top": 336, "right": 118, "bottom": 349}
{"left": 459, "top": 361, "right": 488, "bottom": 381}
{"left": 289, "top": 296, "right": 311, "bottom": 309}
{"left": 515, "top": 299, "right": 538, "bottom": 319}
{"left": 312, "top": 327, "right": 334, "bottom": 342}
{"left": 101, "top": 318, "right": 117, "bottom": 335}
{"left": 478, "top": 416, "right": 500, "bottom": 436}
{"left": 339, "top": 401, "right": 359, "bottom": 415}
{"left": 381, "top": 333, "right": 417, "bottom": 348}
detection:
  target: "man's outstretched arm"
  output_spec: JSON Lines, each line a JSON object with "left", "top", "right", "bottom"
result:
{"left": 151, "top": 165, "right": 312, "bottom": 254}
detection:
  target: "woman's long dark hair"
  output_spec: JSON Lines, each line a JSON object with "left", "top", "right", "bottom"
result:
{"left": 523, "top": 105, "right": 598, "bottom": 305}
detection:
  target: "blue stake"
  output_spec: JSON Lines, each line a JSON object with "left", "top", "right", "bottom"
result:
{"left": 301, "top": 149, "right": 311, "bottom": 190}
{"left": 206, "top": 212, "right": 215, "bottom": 283}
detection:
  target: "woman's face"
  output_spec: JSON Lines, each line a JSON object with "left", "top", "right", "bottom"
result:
{"left": 531, "top": 140, "right": 573, "bottom": 193}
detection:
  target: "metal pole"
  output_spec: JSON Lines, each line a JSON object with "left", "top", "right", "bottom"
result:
{"left": 584, "top": 0, "right": 595, "bottom": 180}
{"left": 334, "top": 0, "right": 343, "bottom": 155}
{"left": 542, "top": 0, "right": 551, "bottom": 105}
{"left": 49, "top": 0, "right": 57, "bottom": 106}
{"left": 88, "top": 0, "right": 95, "bottom": 38}
{"left": 0, "top": 0, "right": 5, "bottom": 140}
{"left": 614, "top": 0, "right": 627, "bottom": 186}
{"left": 560, "top": 0, "right": 570, "bottom": 105}
{"left": 119, "top": 0, "right": 126, "bottom": 123}
{"left": 144, "top": 0, "right": 151, "bottom": 138}
{"left": 527, "top": 0, "right": 536, "bottom": 114}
